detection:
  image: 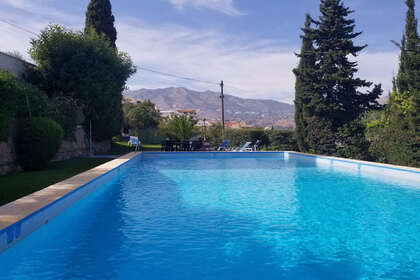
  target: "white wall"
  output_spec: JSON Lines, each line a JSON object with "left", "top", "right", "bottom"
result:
{"left": 0, "top": 52, "right": 33, "bottom": 78}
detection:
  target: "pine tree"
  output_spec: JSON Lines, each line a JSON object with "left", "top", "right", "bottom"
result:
{"left": 294, "top": 14, "right": 315, "bottom": 152}
{"left": 85, "top": 0, "right": 117, "bottom": 48}
{"left": 300, "top": 0, "right": 381, "bottom": 156}
{"left": 312, "top": 0, "right": 381, "bottom": 128}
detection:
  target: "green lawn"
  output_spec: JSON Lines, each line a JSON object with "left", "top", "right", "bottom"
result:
{"left": 110, "top": 141, "right": 161, "bottom": 154}
{"left": 0, "top": 157, "right": 111, "bottom": 206}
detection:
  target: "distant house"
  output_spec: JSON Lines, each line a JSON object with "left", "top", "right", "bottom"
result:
{"left": 0, "top": 51, "right": 35, "bottom": 78}
{"left": 176, "top": 109, "right": 197, "bottom": 116}
{"left": 160, "top": 110, "right": 176, "bottom": 118}
{"left": 225, "top": 121, "right": 253, "bottom": 129}
{"left": 196, "top": 120, "right": 212, "bottom": 127}
{"left": 161, "top": 109, "right": 197, "bottom": 118}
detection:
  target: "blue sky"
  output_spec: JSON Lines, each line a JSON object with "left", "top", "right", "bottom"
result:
{"left": 0, "top": 0, "right": 418, "bottom": 102}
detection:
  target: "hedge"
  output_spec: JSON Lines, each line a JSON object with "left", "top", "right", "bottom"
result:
{"left": 0, "top": 70, "right": 49, "bottom": 142}
{"left": 15, "top": 117, "right": 64, "bottom": 171}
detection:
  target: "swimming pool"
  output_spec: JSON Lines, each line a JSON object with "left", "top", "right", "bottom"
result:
{"left": 0, "top": 152, "right": 419, "bottom": 279}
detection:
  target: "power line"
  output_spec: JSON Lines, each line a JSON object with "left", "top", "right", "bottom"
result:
{"left": 0, "top": 18, "right": 38, "bottom": 36}
{"left": 137, "top": 66, "right": 219, "bottom": 86}
{"left": 0, "top": 16, "right": 249, "bottom": 100}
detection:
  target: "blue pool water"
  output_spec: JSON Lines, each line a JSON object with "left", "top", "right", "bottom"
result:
{"left": 1, "top": 153, "right": 420, "bottom": 279}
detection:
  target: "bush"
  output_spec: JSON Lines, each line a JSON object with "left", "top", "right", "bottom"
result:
{"left": 47, "top": 96, "right": 84, "bottom": 138}
{"left": 266, "top": 130, "right": 298, "bottom": 151}
{"left": 206, "top": 126, "right": 297, "bottom": 151}
{"left": 124, "top": 100, "right": 161, "bottom": 134}
{"left": 0, "top": 70, "right": 49, "bottom": 141}
{"left": 206, "top": 123, "right": 224, "bottom": 147}
{"left": 0, "top": 111, "right": 13, "bottom": 142}
{"left": 15, "top": 117, "right": 64, "bottom": 171}
{"left": 226, "top": 128, "right": 269, "bottom": 147}
{"left": 336, "top": 120, "right": 371, "bottom": 160}
{"left": 160, "top": 114, "right": 198, "bottom": 141}
{"left": 137, "top": 128, "right": 166, "bottom": 144}
{"left": 365, "top": 93, "right": 419, "bottom": 167}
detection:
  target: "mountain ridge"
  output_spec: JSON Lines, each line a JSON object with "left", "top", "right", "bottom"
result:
{"left": 124, "top": 87, "right": 295, "bottom": 128}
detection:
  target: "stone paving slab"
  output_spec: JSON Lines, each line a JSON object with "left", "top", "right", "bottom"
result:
{"left": 0, "top": 152, "right": 139, "bottom": 231}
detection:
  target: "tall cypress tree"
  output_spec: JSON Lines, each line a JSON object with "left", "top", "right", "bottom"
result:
{"left": 301, "top": 0, "right": 381, "bottom": 156}
{"left": 294, "top": 14, "right": 315, "bottom": 152}
{"left": 396, "top": 0, "right": 420, "bottom": 93}
{"left": 85, "top": 0, "right": 117, "bottom": 48}
{"left": 384, "top": 0, "right": 420, "bottom": 166}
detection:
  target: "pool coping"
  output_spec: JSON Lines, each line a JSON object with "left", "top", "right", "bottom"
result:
{"left": 285, "top": 151, "right": 420, "bottom": 174}
{"left": 141, "top": 151, "right": 420, "bottom": 174}
{"left": 0, "top": 152, "right": 139, "bottom": 232}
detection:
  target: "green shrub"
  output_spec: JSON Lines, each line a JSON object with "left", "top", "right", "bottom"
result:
{"left": 47, "top": 96, "right": 84, "bottom": 138}
{"left": 15, "top": 117, "right": 64, "bottom": 171}
{"left": 160, "top": 114, "right": 198, "bottom": 141}
{"left": 336, "top": 120, "right": 371, "bottom": 160}
{"left": 0, "top": 70, "right": 20, "bottom": 141}
{"left": 0, "top": 111, "right": 12, "bottom": 142}
{"left": 0, "top": 70, "right": 49, "bottom": 141}
{"left": 137, "top": 128, "right": 166, "bottom": 144}
{"left": 226, "top": 128, "right": 269, "bottom": 147}
{"left": 266, "top": 130, "right": 298, "bottom": 151}
{"left": 364, "top": 94, "right": 419, "bottom": 167}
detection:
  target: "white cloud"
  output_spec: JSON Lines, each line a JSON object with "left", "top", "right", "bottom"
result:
{"left": 168, "top": 0, "right": 244, "bottom": 16}
{"left": 357, "top": 52, "right": 399, "bottom": 95}
{"left": 118, "top": 19, "right": 398, "bottom": 103}
{"left": 0, "top": 0, "right": 81, "bottom": 24}
{"left": 116, "top": 19, "right": 298, "bottom": 102}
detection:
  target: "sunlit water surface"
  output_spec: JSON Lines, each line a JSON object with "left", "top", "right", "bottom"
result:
{"left": 0, "top": 154, "right": 419, "bottom": 279}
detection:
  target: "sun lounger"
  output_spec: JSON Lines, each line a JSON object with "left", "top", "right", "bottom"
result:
{"left": 239, "top": 142, "right": 253, "bottom": 152}
{"left": 217, "top": 141, "right": 229, "bottom": 151}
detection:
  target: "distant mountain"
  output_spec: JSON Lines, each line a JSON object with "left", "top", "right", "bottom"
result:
{"left": 124, "top": 87, "right": 295, "bottom": 128}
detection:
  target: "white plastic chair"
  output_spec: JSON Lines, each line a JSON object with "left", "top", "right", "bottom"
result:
{"left": 128, "top": 136, "right": 141, "bottom": 151}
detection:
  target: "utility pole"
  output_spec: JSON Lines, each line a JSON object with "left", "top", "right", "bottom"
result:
{"left": 220, "top": 80, "right": 225, "bottom": 140}
{"left": 203, "top": 118, "right": 207, "bottom": 141}
{"left": 89, "top": 120, "right": 93, "bottom": 156}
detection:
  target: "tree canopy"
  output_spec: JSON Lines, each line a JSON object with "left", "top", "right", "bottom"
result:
{"left": 160, "top": 114, "right": 198, "bottom": 141}
{"left": 294, "top": 0, "right": 382, "bottom": 158}
{"left": 124, "top": 100, "right": 161, "bottom": 134}
{"left": 85, "top": 0, "right": 117, "bottom": 48}
{"left": 293, "top": 14, "right": 315, "bottom": 153}
{"left": 367, "top": 0, "right": 420, "bottom": 167}
{"left": 28, "top": 24, "right": 136, "bottom": 140}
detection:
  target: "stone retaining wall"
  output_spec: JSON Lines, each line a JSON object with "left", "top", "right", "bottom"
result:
{"left": 0, "top": 138, "right": 20, "bottom": 175}
{"left": 0, "top": 127, "right": 113, "bottom": 175}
